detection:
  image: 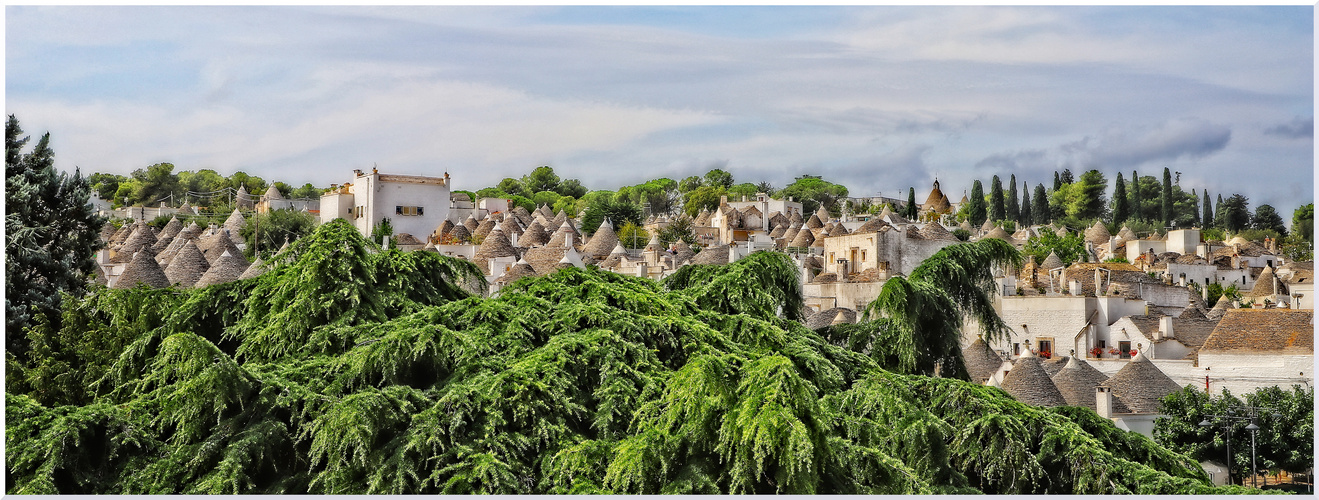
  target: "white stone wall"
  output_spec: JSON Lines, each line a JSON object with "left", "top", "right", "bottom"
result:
{"left": 1166, "top": 229, "right": 1200, "bottom": 255}
{"left": 1197, "top": 353, "right": 1314, "bottom": 396}
{"left": 319, "top": 192, "right": 352, "bottom": 225}
{"left": 1128, "top": 240, "right": 1166, "bottom": 262}
{"left": 803, "top": 281, "right": 885, "bottom": 313}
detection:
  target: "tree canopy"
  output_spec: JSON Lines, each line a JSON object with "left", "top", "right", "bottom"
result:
{"left": 5, "top": 219, "right": 1245, "bottom": 495}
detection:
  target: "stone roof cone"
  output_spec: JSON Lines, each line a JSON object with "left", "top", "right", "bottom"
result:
{"left": 962, "top": 338, "right": 1005, "bottom": 384}
{"left": 1054, "top": 225, "right": 1069, "bottom": 238}
{"left": 781, "top": 224, "right": 802, "bottom": 245}
{"left": 495, "top": 258, "right": 538, "bottom": 286}
{"left": 1117, "top": 226, "right": 1138, "bottom": 243}
{"left": 163, "top": 240, "right": 210, "bottom": 288}
{"left": 238, "top": 256, "right": 268, "bottom": 280}
{"left": 920, "top": 220, "right": 958, "bottom": 242}
{"left": 517, "top": 220, "right": 550, "bottom": 247}
{"left": 462, "top": 213, "right": 480, "bottom": 232}
{"left": 1051, "top": 356, "right": 1110, "bottom": 410}
{"left": 263, "top": 185, "right": 283, "bottom": 200}
{"left": 856, "top": 218, "right": 887, "bottom": 234}
{"left": 958, "top": 220, "right": 973, "bottom": 233}
{"left": 1084, "top": 220, "right": 1111, "bottom": 246}
{"left": 583, "top": 217, "right": 620, "bottom": 260}
{"left": 223, "top": 209, "right": 246, "bottom": 234}
{"left": 1099, "top": 352, "right": 1182, "bottom": 414}
{"left": 983, "top": 226, "right": 1013, "bottom": 242}
{"left": 999, "top": 354, "right": 1067, "bottom": 407}
{"left": 435, "top": 219, "right": 455, "bottom": 240}
{"left": 1041, "top": 251, "right": 1064, "bottom": 271}
{"left": 113, "top": 223, "right": 159, "bottom": 263}
{"left": 235, "top": 185, "right": 254, "bottom": 209}
{"left": 643, "top": 233, "right": 665, "bottom": 254}
{"left": 980, "top": 218, "right": 996, "bottom": 233}
{"left": 550, "top": 210, "right": 569, "bottom": 231}
{"left": 815, "top": 205, "right": 831, "bottom": 223}
{"left": 1247, "top": 265, "right": 1278, "bottom": 298}
{"left": 805, "top": 213, "right": 824, "bottom": 230}
{"left": 473, "top": 216, "right": 498, "bottom": 240}
{"left": 112, "top": 250, "right": 171, "bottom": 289}
{"left": 674, "top": 243, "right": 695, "bottom": 265}
{"left": 474, "top": 226, "right": 518, "bottom": 273}
{"left": 789, "top": 211, "right": 804, "bottom": 225}
{"left": 769, "top": 223, "right": 789, "bottom": 239}
{"left": 111, "top": 223, "right": 133, "bottom": 244}
{"left": 690, "top": 244, "right": 731, "bottom": 265}
{"left": 788, "top": 226, "right": 816, "bottom": 248}
{"left": 155, "top": 226, "right": 199, "bottom": 267}
{"left": 157, "top": 217, "right": 184, "bottom": 243}
{"left": 828, "top": 223, "right": 849, "bottom": 237}
{"left": 500, "top": 216, "right": 524, "bottom": 237}
{"left": 922, "top": 179, "right": 952, "bottom": 214}
{"left": 99, "top": 223, "right": 118, "bottom": 243}
{"left": 204, "top": 230, "right": 244, "bottom": 265}
{"left": 195, "top": 249, "right": 250, "bottom": 288}
{"left": 447, "top": 224, "right": 472, "bottom": 244}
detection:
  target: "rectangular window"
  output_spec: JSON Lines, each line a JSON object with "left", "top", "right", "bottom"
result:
{"left": 394, "top": 206, "right": 424, "bottom": 216}
{"left": 1013, "top": 343, "right": 1020, "bottom": 356}
{"left": 1037, "top": 338, "right": 1054, "bottom": 359}
{"left": 1119, "top": 341, "right": 1131, "bottom": 359}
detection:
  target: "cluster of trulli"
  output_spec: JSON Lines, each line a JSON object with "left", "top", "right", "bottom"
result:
{"left": 427, "top": 205, "right": 599, "bottom": 280}
{"left": 964, "top": 340, "right": 1182, "bottom": 414}
{"left": 592, "top": 218, "right": 696, "bottom": 275}
{"left": 97, "top": 210, "right": 271, "bottom": 290}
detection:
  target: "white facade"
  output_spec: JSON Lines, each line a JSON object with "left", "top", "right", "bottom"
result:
{"left": 725, "top": 193, "right": 804, "bottom": 221}
{"left": 320, "top": 169, "right": 452, "bottom": 242}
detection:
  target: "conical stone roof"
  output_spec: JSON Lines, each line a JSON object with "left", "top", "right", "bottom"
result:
{"left": 1247, "top": 265, "right": 1277, "bottom": 298}
{"left": 980, "top": 219, "right": 996, "bottom": 233}
{"left": 690, "top": 245, "right": 731, "bottom": 265}
{"left": 828, "top": 223, "right": 849, "bottom": 237}
{"left": 805, "top": 213, "right": 824, "bottom": 229}
{"left": 983, "top": 226, "right": 1013, "bottom": 242}
{"left": 768, "top": 212, "right": 790, "bottom": 231}
{"left": 1000, "top": 354, "right": 1067, "bottom": 407}
{"left": 435, "top": 219, "right": 455, "bottom": 239}
{"left": 157, "top": 217, "right": 184, "bottom": 242}
{"left": 1051, "top": 357, "right": 1110, "bottom": 410}
{"left": 789, "top": 211, "right": 804, "bottom": 224}
{"left": 1054, "top": 226, "right": 1069, "bottom": 238}
{"left": 472, "top": 215, "right": 497, "bottom": 240}
{"left": 155, "top": 228, "right": 197, "bottom": 267}
{"left": 238, "top": 257, "right": 268, "bottom": 280}
{"left": 500, "top": 216, "right": 524, "bottom": 237}
{"left": 1041, "top": 251, "right": 1064, "bottom": 271}
{"left": 1099, "top": 352, "right": 1182, "bottom": 414}
{"left": 788, "top": 226, "right": 815, "bottom": 248}
{"left": 781, "top": 224, "right": 802, "bottom": 245}
{"left": 223, "top": 209, "right": 246, "bottom": 236}
{"left": 263, "top": 185, "right": 283, "bottom": 200}
{"left": 920, "top": 221, "right": 958, "bottom": 242}
{"left": 583, "top": 218, "right": 619, "bottom": 259}
{"left": 495, "top": 258, "right": 538, "bottom": 286}
{"left": 855, "top": 218, "right": 887, "bottom": 234}
{"left": 963, "top": 338, "right": 1005, "bottom": 384}
{"left": 511, "top": 206, "right": 533, "bottom": 226}
{"left": 204, "top": 231, "right": 243, "bottom": 265}
{"left": 1042, "top": 356, "right": 1069, "bottom": 378}
{"left": 643, "top": 233, "right": 665, "bottom": 253}
{"left": 517, "top": 220, "right": 549, "bottom": 247}
{"left": 958, "top": 220, "right": 973, "bottom": 232}
{"left": 474, "top": 226, "right": 518, "bottom": 272}
{"left": 674, "top": 244, "right": 695, "bottom": 265}
{"left": 462, "top": 214, "right": 480, "bottom": 232}
{"left": 113, "top": 223, "right": 159, "bottom": 263}
{"left": 163, "top": 240, "right": 210, "bottom": 288}
{"left": 99, "top": 223, "right": 118, "bottom": 243}
{"left": 769, "top": 223, "right": 788, "bottom": 239}
{"left": 815, "top": 205, "right": 831, "bottom": 223}
{"left": 1084, "top": 220, "right": 1111, "bottom": 246}
{"left": 195, "top": 250, "right": 249, "bottom": 288}
{"left": 550, "top": 210, "right": 568, "bottom": 231}
{"left": 1117, "top": 226, "right": 1138, "bottom": 243}
{"left": 235, "top": 185, "right": 255, "bottom": 209}
{"left": 112, "top": 250, "right": 170, "bottom": 289}
{"left": 111, "top": 223, "right": 133, "bottom": 244}
{"left": 448, "top": 224, "right": 472, "bottom": 244}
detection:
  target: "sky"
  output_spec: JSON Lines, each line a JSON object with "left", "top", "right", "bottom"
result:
{"left": 5, "top": 6, "right": 1315, "bottom": 213}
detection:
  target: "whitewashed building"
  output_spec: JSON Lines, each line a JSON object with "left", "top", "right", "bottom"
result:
{"left": 320, "top": 168, "right": 453, "bottom": 242}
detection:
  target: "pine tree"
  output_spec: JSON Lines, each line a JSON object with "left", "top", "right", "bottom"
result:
{"left": 1202, "top": 190, "right": 1213, "bottom": 229}
{"left": 966, "top": 180, "right": 987, "bottom": 227}
{"left": 1020, "top": 188, "right": 1032, "bottom": 226}
{"left": 1006, "top": 175, "right": 1019, "bottom": 223}
{"left": 1052, "top": 171, "right": 1061, "bottom": 192}
{"left": 1032, "top": 184, "right": 1050, "bottom": 225}
{"left": 1112, "top": 173, "right": 1129, "bottom": 226}
{"left": 1161, "top": 167, "right": 1173, "bottom": 228}
{"left": 989, "top": 176, "right": 1005, "bottom": 222}
{"left": 5, "top": 115, "right": 105, "bottom": 359}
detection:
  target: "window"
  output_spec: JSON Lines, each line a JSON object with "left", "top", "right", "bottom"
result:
{"left": 1013, "top": 343, "right": 1020, "bottom": 356}
{"left": 395, "top": 206, "right": 424, "bottom": 216}
{"left": 1119, "top": 341, "right": 1131, "bottom": 359}
{"left": 1037, "top": 338, "right": 1054, "bottom": 359}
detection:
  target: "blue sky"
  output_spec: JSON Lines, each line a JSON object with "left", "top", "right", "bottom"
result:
{"left": 6, "top": 6, "right": 1314, "bottom": 213}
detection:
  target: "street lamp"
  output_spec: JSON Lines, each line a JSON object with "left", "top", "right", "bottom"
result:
{"left": 1199, "top": 406, "right": 1283, "bottom": 488}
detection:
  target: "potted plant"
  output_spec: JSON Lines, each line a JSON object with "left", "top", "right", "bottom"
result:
{"left": 1108, "top": 347, "right": 1120, "bottom": 355}
{"left": 1040, "top": 350, "right": 1052, "bottom": 359}
{"left": 1090, "top": 347, "right": 1103, "bottom": 358}
{"left": 1129, "top": 349, "right": 1138, "bottom": 357}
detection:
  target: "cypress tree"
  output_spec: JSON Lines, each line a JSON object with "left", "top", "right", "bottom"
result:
{"left": 1112, "top": 173, "right": 1129, "bottom": 226}
{"left": 5, "top": 115, "right": 106, "bottom": 358}
{"left": 905, "top": 187, "right": 917, "bottom": 219}
{"left": 1215, "top": 194, "right": 1225, "bottom": 228}
{"left": 1020, "top": 188, "right": 1032, "bottom": 226}
{"left": 967, "top": 180, "right": 987, "bottom": 226}
{"left": 1053, "top": 171, "right": 1062, "bottom": 192}
{"left": 989, "top": 175, "right": 1005, "bottom": 222}
{"left": 1007, "top": 175, "right": 1020, "bottom": 223}
{"left": 1190, "top": 189, "right": 1200, "bottom": 227}
{"left": 1161, "top": 167, "right": 1173, "bottom": 227}
{"left": 1130, "top": 170, "right": 1141, "bottom": 222}
{"left": 1033, "top": 184, "right": 1050, "bottom": 225}
{"left": 1202, "top": 190, "right": 1213, "bottom": 229}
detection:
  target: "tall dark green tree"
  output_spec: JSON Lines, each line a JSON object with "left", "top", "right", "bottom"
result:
{"left": 966, "top": 180, "right": 987, "bottom": 227}
{"left": 1052, "top": 171, "right": 1062, "bottom": 192}
{"left": 5, "top": 115, "right": 105, "bottom": 358}
{"left": 904, "top": 187, "right": 918, "bottom": 219}
{"left": 1219, "top": 194, "right": 1251, "bottom": 233}
{"left": 1130, "top": 170, "right": 1141, "bottom": 222}
{"left": 1189, "top": 189, "right": 1200, "bottom": 227}
{"left": 1161, "top": 167, "right": 1173, "bottom": 228}
{"left": 1059, "top": 168, "right": 1073, "bottom": 184}
{"left": 1252, "top": 204, "right": 1287, "bottom": 237}
{"left": 1006, "top": 175, "right": 1019, "bottom": 223}
{"left": 1112, "top": 173, "right": 1129, "bottom": 226}
{"left": 1293, "top": 203, "right": 1313, "bottom": 242}
{"left": 989, "top": 176, "right": 1005, "bottom": 222}
{"left": 1020, "top": 188, "right": 1032, "bottom": 226}
{"left": 1032, "top": 184, "right": 1050, "bottom": 225}
{"left": 1215, "top": 194, "right": 1225, "bottom": 229}
{"left": 1202, "top": 190, "right": 1213, "bottom": 229}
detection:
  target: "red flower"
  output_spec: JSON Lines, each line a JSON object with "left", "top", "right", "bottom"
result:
{"left": 1129, "top": 350, "right": 1138, "bottom": 357}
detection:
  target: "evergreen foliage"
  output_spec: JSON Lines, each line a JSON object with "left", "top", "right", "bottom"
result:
{"left": 966, "top": 180, "right": 987, "bottom": 227}
{"left": 1020, "top": 188, "right": 1032, "bottom": 226}
{"left": 6, "top": 219, "right": 1249, "bottom": 494}
{"left": 5, "top": 115, "right": 106, "bottom": 359}
{"left": 1161, "top": 167, "right": 1174, "bottom": 227}
{"left": 1032, "top": 184, "right": 1050, "bottom": 225}
{"left": 1006, "top": 175, "right": 1019, "bottom": 224}
{"left": 990, "top": 175, "right": 1005, "bottom": 222}
{"left": 904, "top": 187, "right": 918, "bottom": 219}
{"left": 1203, "top": 190, "right": 1214, "bottom": 229}
{"left": 1113, "top": 173, "right": 1130, "bottom": 225}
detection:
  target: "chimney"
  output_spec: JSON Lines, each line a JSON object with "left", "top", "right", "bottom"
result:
{"left": 720, "top": 195, "right": 728, "bottom": 205}
{"left": 1069, "top": 280, "right": 1082, "bottom": 296}
{"left": 1096, "top": 386, "right": 1114, "bottom": 418}
{"left": 1095, "top": 268, "right": 1104, "bottom": 297}
{"left": 1160, "top": 316, "right": 1175, "bottom": 340}
{"left": 636, "top": 261, "right": 647, "bottom": 277}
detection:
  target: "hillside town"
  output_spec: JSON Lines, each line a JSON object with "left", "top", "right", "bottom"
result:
{"left": 90, "top": 167, "right": 1313, "bottom": 455}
